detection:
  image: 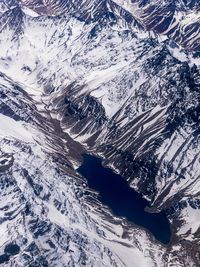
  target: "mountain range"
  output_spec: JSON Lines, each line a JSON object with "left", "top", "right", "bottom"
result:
{"left": 0, "top": 0, "right": 199, "bottom": 266}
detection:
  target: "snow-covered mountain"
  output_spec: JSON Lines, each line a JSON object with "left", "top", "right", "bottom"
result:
{"left": 18, "top": 0, "right": 200, "bottom": 51}
{"left": 0, "top": 0, "right": 199, "bottom": 266}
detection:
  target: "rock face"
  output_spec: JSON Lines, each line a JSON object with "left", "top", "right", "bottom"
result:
{"left": 0, "top": 0, "right": 199, "bottom": 266}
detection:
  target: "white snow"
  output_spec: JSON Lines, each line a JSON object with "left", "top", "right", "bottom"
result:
{"left": 178, "top": 206, "right": 200, "bottom": 236}
{"left": 0, "top": 114, "right": 33, "bottom": 142}
{"left": 21, "top": 6, "right": 40, "bottom": 17}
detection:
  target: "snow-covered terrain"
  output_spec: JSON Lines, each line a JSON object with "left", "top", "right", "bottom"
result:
{"left": 0, "top": 0, "right": 199, "bottom": 266}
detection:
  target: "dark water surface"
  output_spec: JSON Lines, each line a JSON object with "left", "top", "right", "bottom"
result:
{"left": 77, "top": 154, "right": 171, "bottom": 245}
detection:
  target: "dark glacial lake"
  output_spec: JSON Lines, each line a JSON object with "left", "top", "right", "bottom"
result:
{"left": 77, "top": 154, "right": 171, "bottom": 245}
